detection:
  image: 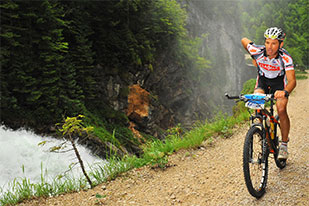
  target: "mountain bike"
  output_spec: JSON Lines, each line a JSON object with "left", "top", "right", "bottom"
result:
{"left": 225, "top": 93, "right": 286, "bottom": 198}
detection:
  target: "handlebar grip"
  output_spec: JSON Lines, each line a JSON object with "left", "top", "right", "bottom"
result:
{"left": 225, "top": 93, "right": 239, "bottom": 99}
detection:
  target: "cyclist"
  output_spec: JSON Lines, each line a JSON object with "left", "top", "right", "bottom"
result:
{"left": 241, "top": 27, "right": 296, "bottom": 160}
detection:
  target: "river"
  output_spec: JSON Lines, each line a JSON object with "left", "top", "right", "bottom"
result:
{"left": 0, "top": 126, "right": 103, "bottom": 193}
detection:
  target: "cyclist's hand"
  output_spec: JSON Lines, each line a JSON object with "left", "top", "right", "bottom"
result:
{"left": 274, "top": 90, "right": 288, "bottom": 99}
{"left": 252, "top": 59, "right": 257, "bottom": 67}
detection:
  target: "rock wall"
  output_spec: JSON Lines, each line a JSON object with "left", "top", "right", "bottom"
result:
{"left": 100, "top": 1, "right": 257, "bottom": 139}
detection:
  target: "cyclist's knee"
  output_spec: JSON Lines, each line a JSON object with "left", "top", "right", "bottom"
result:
{"left": 254, "top": 88, "right": 264, "bottom": 94}
{"left": 276, "top": 98, "right": 288, "bottom": 115}
{"left": 277, "top": 104, "right": 288, "bottom": 117}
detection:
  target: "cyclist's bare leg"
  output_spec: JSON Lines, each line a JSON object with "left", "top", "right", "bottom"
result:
{"left": 253, "top": 88, "right": 265, "bottom": 123}
{"left": 276, "top": 98, "right": 289, "bottom": 142}
{"left": 254, "top": 88, "right": 265, "bottom": 94}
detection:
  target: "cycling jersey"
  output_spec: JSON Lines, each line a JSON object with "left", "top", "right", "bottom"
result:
{"left": 247, "top": 42, "right": 294, "bottom": 79}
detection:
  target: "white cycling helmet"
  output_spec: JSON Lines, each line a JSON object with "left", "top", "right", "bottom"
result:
{"left": 264, "top": 27, "right": 286, "bottom": 41}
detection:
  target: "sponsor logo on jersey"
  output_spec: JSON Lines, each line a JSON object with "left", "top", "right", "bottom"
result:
{"left": 258, "top": 62, "right": 280, "bottom": 71}
{"left": 282, "top": 56, "right": 290, "bottom": 63}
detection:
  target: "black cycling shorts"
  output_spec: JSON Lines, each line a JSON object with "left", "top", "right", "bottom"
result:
{"left": 255, "top": 75, "right": 285, "bottom": 94}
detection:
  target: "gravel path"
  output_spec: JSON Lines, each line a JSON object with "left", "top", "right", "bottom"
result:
{"left": 20, "top": 77, "right": 309, "bottom": 206}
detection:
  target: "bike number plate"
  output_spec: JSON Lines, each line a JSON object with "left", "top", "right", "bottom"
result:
{"left": 245, "top": 101, "right": 264, "bottom": 109}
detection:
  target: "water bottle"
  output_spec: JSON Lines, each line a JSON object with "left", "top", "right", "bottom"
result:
{"left": 270, "top": 121, "right": 275, "bottom": 140}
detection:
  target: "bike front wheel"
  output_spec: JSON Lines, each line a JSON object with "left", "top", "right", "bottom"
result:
{"left": 243, "top": 126, "right": 269, "bottom": 198}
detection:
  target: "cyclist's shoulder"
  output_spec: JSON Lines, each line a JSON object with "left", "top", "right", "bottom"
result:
{"left": 279, "top": 48, "right": 293, "bottom": 64}
{"left": 279, "top": 48, "right": 292, "bottom": 56}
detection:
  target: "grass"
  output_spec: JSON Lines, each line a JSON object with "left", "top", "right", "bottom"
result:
{"left": 296, "top": 75, "right": 308, "bottom": 80}
{"left": 295, "top": 69, "right": 307, "bottom": 74}
{"left": 295, "top": 69, "right": 308, "bottom": 80}
{"left": 0, "top": 158, "right": 129, "bottom": 206}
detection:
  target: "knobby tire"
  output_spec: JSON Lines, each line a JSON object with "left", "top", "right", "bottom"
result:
{"left": 243, "top": 126, "right": 269, "bottom": 198}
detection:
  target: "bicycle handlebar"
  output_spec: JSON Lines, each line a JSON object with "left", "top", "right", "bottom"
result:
{"left": 225, "top": 93, "right": 240, "bottom": 100}
{"left": 225, "top": 93, "right": 275, "bottom": 102}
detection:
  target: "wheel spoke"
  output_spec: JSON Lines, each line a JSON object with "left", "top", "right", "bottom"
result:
{"left": 249, "top": 132, "right": 265, "bottom": 190}
{"left": 243, "top": 126, "right": 269, "bottom": 198}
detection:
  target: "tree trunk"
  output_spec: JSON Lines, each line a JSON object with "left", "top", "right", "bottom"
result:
{"left": 69, "top": 134, "right": 93, "bottom": 188}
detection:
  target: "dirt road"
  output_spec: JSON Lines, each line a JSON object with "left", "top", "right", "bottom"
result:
{"left": 20, "top": 77, "right": 309, "bottom": 206}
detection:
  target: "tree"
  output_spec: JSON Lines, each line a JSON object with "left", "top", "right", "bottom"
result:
{"left": 284, "top": 0, "right": 309, "bottom": 69}
{"left": 0, "top": 0, "right": 83, "bottom": 128}
{"left": 61, "top": 1, "right": 96, "bottom": 101}
{"left": 0, "top": 0, "right": 21, "bottom": 125}
{"left": 57, "top": 115, "right": 94, "bottom": 188}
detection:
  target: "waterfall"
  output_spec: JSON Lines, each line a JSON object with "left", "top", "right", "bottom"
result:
{"left": 184, "top": 0, "right": 257, "bottom": 115}
{"left": 0, "top": 125, "right": 104, "bottom": 193}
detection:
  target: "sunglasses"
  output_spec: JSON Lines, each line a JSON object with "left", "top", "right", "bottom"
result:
{"left": 264, "top": 34, "right": 278, "bottom": 39}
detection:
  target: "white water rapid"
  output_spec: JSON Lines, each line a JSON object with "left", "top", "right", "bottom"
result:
{"left": 0, "top": 125, "right": 103, "bottom": 193}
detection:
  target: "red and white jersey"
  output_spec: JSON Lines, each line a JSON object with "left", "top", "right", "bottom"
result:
{"left": 247, "top": 43, "right": 294, "bottom": 79}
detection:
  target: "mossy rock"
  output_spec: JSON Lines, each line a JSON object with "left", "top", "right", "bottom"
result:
{"left": 119, "top": 86, "right": 130, "bottom": 98}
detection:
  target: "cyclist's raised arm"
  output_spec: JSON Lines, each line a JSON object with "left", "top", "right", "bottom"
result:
{"left": 241, "top": 38, "right": 257, "bottom": 67}
{"left": 241, "top": 37, "right": 253, "bottom": 51}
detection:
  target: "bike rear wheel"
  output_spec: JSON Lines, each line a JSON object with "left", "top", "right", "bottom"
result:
{"left": 273, "top": 115, "right": 286, "bottom": 169}
{"left": 243, "top": 126, "right": 269, "bottom": 198}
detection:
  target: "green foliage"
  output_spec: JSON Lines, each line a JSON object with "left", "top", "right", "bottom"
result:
{"left": 284, "top": 0, "right": 309, "bottom": 69}
{"left": 177, "top": 36, "right": 211, "bottom": 71}
{"left": 296, "top": 75, "right": 308, "bottom": 80}
{"left": 81, "top": 103, "right": 141, "bottom": 155}
{"left": 295, "top": 69, "right": 308, "bottom": 80}
{"left": 58, "top": 115, "right": 93, "bottom": 136}
{"left": 0, "top": 0, "right": 82, "bottom": 128}
{"left": 241, "top": 78, "right": 256, "bottom": 94}
{"left": 0, "top": 170, "right": 89, "bottom": 205}
{"left": 231, "top": 79, "right": 256, "bottom": 118}
{"left": 56, "top": 115, "right": 95, "bottom": 188}
{"left": 144, "top": 150, "right": 168, "bottom": 168}
{"left": 61, "top": 1, "right": 96, "bottom": 102}
{"left": 87, "top": 0, "right": 189, "bottom": 69}
{"left": 240, "top": 0, "right": 308, "bottom": 68}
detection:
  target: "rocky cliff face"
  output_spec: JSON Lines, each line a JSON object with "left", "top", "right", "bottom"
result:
{"left": 101, "top": 1, "right": 256, "bottom": 139}
{"left": 184, "top": 0, "right": 257, "bottom": 110}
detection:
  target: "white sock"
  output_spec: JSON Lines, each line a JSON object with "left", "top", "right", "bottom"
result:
{"left": 281, "top": 142, "right": 288, "bottom": 147}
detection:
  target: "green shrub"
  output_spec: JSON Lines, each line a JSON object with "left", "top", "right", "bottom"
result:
{"left": 241, "top": 78, "right": 256, "bottom": 94}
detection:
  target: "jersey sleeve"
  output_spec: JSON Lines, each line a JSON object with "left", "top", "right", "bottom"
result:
{"left": 247, "top": 43, "right": 264, "bottom": 59}
{"left": 282, "top": 54, "right": 294, "bottom": 71}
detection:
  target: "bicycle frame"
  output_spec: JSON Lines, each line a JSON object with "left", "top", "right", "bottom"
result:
{"left": 252, "top": 104, "right": 280, "bottom": 155}
{"left": 225, "top": 93, "right": 280, "bottom": 155}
